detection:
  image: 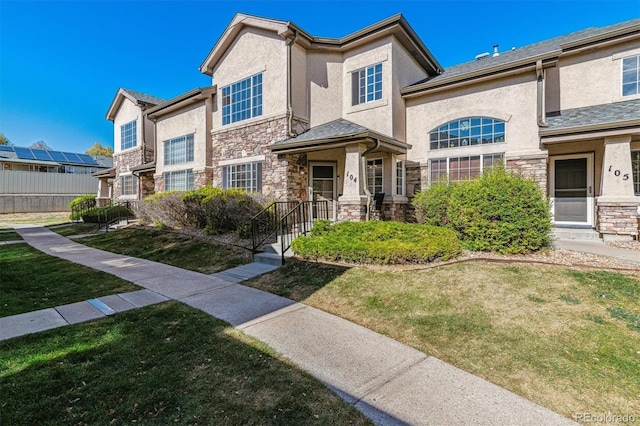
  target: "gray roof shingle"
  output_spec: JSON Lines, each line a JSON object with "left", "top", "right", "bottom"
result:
{"left": 409, "top": 18, "right": 640, "bottom": 87}
{"left": 545, "top": 99, "right": 640, "bottom": 131}
{"left": 273, "top": 119, "right": 375, "bottom": 146}
{"left": 122, "top": 88, "right": 165, "bottom": 106}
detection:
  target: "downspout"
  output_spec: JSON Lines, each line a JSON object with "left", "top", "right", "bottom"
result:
{"left": 536, "top": 60, "right": 548, "bottom": 128}
{"left": 139, "top": 107, "right": 147, "bottom": 199}
{"left": 361, "top": 139, "right": 381, "bottom": 221}
{"left": 286, "top": 30, "right": 299, "bottom": 138}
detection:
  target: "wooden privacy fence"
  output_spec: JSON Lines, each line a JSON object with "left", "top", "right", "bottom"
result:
{"left": 0, "top": 171, "right": 99, "bottom": 195}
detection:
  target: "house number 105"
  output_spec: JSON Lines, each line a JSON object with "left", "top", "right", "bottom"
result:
{"left": 608, "top": 165, "right": 629, "bottom": 180}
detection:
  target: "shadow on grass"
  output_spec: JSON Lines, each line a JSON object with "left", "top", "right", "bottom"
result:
{"left": 0, "top": 302, "right": 373, "bottom": 425}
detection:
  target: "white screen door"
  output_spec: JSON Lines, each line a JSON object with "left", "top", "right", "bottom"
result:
{"left": 310, "top": 163, "right": 336, "bottom": 220}
{"left": 550, "top": 154, "right": 594, "bottom": 226}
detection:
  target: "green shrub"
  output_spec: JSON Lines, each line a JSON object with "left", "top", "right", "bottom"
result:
{"left": 200, "top": 188, "right": 264, "bottom": 235}
{"left": 69, "top": 194, "right": 97, "bottom": 220}
{"left": 81, "top": 206, "right": 132, "bottom": 223}
{"left": 412, "top": 166, "right": 551, "bottom": 254}
{"left": 412, "top": 183, "right": 454, "bottom": 226}
{"left": 136, "top": 191, "right": 187, "bottom": 228}
{"left": 292, "top": 221, "right": 461, "bottom": 264}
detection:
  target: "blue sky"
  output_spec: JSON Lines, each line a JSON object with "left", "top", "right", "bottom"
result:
{"left": 0, "top": 0, "right": 638, "bottom": 153}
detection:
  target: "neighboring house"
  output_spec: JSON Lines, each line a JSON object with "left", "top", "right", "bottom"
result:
{"left": 105, "top": 13, "right": 640, "bottom": 240}
{"left": 0, "top": 145, "right": 112, "bottom": 213}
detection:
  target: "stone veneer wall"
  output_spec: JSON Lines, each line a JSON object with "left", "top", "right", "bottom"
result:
{"left": 338, "top": 203, "right": 367, "bottom": 221}
{"left": 382, "top": 203, "right": 408, "bottom": 221}
{"left": 193, "top": 168, "right": 213, "bottom": 189}
{"left": 404, "top": 161, "right": 428, "bottom": 222}
{"left": 211, "top": 115, "right": 308, "bottom": 200}
{"left": 139, "top": 172, "right": 155, "bottom": 198}
{"left": 506, "top": 156, "right": 547, "bottom": 194}
{"left": 596, "top": 202, "right": 639, "bottom": 239}
{"left": 113, "top": 148, "right": 144, "bottom": 199}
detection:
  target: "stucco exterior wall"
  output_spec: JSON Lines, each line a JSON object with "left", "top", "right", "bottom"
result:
{"left": 342, "top": 37, "right": 394, "bottom": 137}
{"left": 212, "top": 27, "right": 288, "bottom": 130}
{"left": 291, "top": 43, "right": 308, "bottom": 122}
{"left": 405, "top": 73, "right": 541, "bottom": 164}
{"left": 391, "top": 37, "right": 429, "bottom": 142}
{"left": 554, "top": 40, "right": 640, "bottom": 111}
{"left": 155, "top": 101, "right": 209, "bottom": 178}
{"left": 113, "top": 98, "right": 142, "bottom": 155}
{"left": 307, "top": 51, "right": 344, "bottom": 127}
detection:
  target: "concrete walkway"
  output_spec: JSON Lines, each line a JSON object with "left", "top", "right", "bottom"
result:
{"left": 3, "top": 226, "right": 576, "bottom": 425}
{"left": 554, "top": 239, "right": 639, "bottom": 265}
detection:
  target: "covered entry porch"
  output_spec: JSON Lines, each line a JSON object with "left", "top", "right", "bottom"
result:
{"left": 541, "top": 101, "right": 640, "bottom": 240}
{"left": 268, "top": 119, "right": 410, "bottom": 222}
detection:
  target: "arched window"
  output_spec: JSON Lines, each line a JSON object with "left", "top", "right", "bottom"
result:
{"left": 429, "top": 117, "right": 505, "bottom": 150}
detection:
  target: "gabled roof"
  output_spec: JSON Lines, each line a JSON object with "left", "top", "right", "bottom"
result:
{"left": 200, "top": 13, "right": 442, "bottom": 76}
{"left": 146, "top": 87, "right": 216, "bottom": 119}
{"left": 540, "top": 99, "right": 640, "bottom": 138}
{"left": 402, "top": 18, "right": 640, "bottom": 96}
{"left": 269, "top": 118, "right": 410, "bottom": 154}
{"left": 106, "top": 88, "right": 165, "bottom": 121}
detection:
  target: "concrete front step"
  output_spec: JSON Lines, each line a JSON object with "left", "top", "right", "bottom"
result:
{"left": 552, "top": 227, "right": 602, "bottom": 241}
{"left": 254, "top": 251, "right": 285, "bottom": 266}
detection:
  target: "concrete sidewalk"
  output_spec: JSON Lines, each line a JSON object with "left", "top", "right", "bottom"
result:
{"left": 554, "top": 239, "right": 639, "bottom": 265}
{"left": 7, "top": 226, "right": 576, "bottom": 425}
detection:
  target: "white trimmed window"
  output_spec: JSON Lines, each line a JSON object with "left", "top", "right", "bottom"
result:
{"left": 120, "top": 174, "right": 137, "bottom": 196}
{"left": 222, "top": 162, "right": 262, "bottom": 192}
{"left": 221, "top": 73, "right": 263, "bottom": 125}
{"left": 429, "top": 153, "right": 504, "bottom": 184}
{"left": 396, "top": 160, "right": 405, "bottom": 196}
{"left": 164, "top": 134, "right": 194, "bottom": 165}
{"left": 429, "top": 117, "right": 505, "bottom": 150}
{"left": 623, "top": 55, "right": 640, "bottom": 97}
{"left": 632, "top": 150, "right": 640, "bottom": 195}
{"left": 164, "top": 169, "right": 194, "bottom": 191}
{"left": 120, "top": 120, "right": 137, "bottom": 150}
{"left": 352, "top": 63, "right": 383, "bottom": 105}
{"left": 367, "top": 158, "right": 383, "bottom": 194}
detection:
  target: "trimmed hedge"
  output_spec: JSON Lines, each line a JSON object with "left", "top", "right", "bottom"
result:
{"left": 81, "top": 206, "right": 132, "bottom": 224}
{"left": 292, "top": 220, "right": 461, "bottom": 264}
{"left": 413, "top": 166, "right": 551, "bottom": 254}
{"left": 69, "top": 194, "right": 97, "bottom": 220}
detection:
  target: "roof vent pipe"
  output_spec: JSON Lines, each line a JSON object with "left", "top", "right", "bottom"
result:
{"left": 492, "top": 45, "right": 499, "bottom": 57}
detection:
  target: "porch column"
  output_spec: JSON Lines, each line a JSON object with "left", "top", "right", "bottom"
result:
{"left": 597, "top": 135, "right": 639, "bottom": 241}
{"left": 338, "top": 143, "right": 368, "bottom": 221}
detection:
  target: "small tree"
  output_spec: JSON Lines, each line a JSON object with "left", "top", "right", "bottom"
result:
{"left": 30, "top": 140, "right": 52, "bottom": 150}
{"left": 0, "top": 133, "right": 12, "bottom": 146}
{"left": 86, "top": 142, "right": 113, "bottom": 157}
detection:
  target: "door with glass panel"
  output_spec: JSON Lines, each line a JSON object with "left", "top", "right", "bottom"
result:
{"left": 550, "top": 154, "right": 594, "bottom": 226}
{"left": 309, "top": 163, "right": 336, "bottom": 220}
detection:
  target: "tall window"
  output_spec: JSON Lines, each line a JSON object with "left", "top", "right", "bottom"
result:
{"left": 429, "top": 117, "right": 505, "bottom": 150}
{"left": 352, "top": 63, "right": 382, "bottom": 105}
{"left": 429, "top": 153, "right": 504, "bottom": 184}
{"left": 367, "top": 158, "right": 383, "bottom": 194}
{"left": 164, "top": 134, "right": 194, "bottom": 165}
{"left": 221, "top": 73, "right": 263, "bottom": 125}
{"left": 164, "top": 169, "right": 194, "bottom": 191}
{"left": 223, "top": 162, "right": 262, "bottom": 192}
{"left": 396, "top": 160, "right": 405, "bottom": 196}
{"left": 120, "top": 120, "right": 137, "bottom": 150}
{"left": 623, "top": 55, "right": 640, "bottom": 96}
{"left": 632, "top": 150, "right": 640, "bottom": 195}
{"left": 120, "top": 174, "right": 137, "bottom": 196}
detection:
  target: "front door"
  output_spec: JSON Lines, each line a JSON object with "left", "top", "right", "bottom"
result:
{"left": 550, "top": 153, "right": 594, "bottom": 226}
{"left": 310, "top": 163, "right": 336, "bottom": 220}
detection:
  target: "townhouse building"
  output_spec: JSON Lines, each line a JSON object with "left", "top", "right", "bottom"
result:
{"left": 102, "top": 13, "right": 640, "bottom": 240}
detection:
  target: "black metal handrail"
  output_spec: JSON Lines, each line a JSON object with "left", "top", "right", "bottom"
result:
{"left": 251, "top": 201, "right": 300, "bottom": 253}
{"left": 279, "top": 200, "right": 329, "bottom": 264}
{"left": 99, "top": 201, "right": 135, "bottom": 232}
{"left": 71, "top": 197, "right": 97, "bottom": 222}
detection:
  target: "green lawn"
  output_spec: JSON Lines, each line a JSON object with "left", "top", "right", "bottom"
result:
{"left": 0, "top": 231, "right": 23, "bottom": 241}
{"left": 50, "top": 223, "right": 100, "bottom": 237}
{"left": 244, "top": 260, "right": 640, "bottom": 420}
{"left": 0, "top": 245, "right": 139, "bottom": 317}
{"left": 0, "top": 302, "right": 371, "bottom": 425}
{"left": 79, "top": 227, "right": 252, "bottom": 274}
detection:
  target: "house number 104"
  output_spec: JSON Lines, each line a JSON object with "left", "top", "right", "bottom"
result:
{"left": 608, "top": 165, "right": 629, "bottom": 180}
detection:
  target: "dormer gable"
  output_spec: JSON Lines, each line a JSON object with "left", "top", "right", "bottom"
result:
{"left": 106, "top": 88, "right": 165, "bottom": 121}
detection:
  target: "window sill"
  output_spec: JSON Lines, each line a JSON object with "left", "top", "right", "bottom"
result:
{"left": 347, "top": 98, "right": 388, "bottom": 114}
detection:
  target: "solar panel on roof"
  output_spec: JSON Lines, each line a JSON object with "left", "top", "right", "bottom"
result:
{"left": 63, "top": 152, "right": 82, "bottom": 163}
{"left": 77, "top": 154, "right": 98, "bottom": 165}
{"left": 32, "top": 149, "right": 53, "bottom": 161}
{"left": 49, "top": 151, "right": 69, "bottom": 162}
{"left": 15, "top": 147, "right": 36, "bottom": 160}
{"left": 0, "top": 145, "right": 14, "bottom": 152}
